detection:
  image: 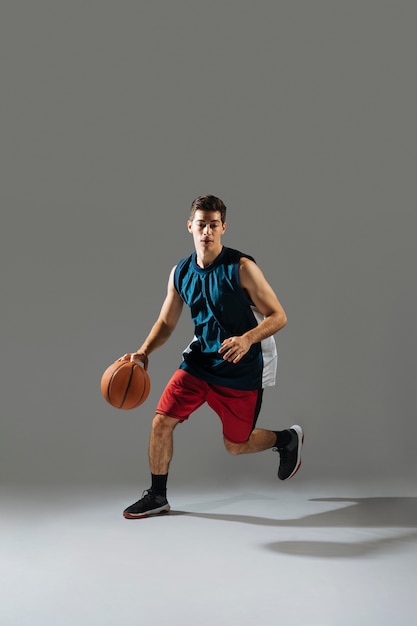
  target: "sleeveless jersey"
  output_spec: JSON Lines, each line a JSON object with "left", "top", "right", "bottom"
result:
{"left": 173, "top": 246, "right": 277, "bottom": 390}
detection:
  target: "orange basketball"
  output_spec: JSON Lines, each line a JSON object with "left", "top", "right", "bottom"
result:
{"left": 101, "top": 360, "right": 151, "bottom": 410}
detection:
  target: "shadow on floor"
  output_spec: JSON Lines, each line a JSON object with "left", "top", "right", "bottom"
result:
{"left": 175, "top": 496, "right": 417, "bottom": 558}
{"left": 179, "top": 497, "right": 417, "bottom": 528}
{"left": 265, "top": 531, "right": 417, "bottom": 558}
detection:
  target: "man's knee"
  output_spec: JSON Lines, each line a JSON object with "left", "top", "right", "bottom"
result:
{"left": 223, "top": 437, "right": 247, "bottom": 455}
{"left": 152, "top": 413, "right": 180, "bottom": 433}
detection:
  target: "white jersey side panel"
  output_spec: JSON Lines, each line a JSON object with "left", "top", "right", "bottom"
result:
{"left": 251, "top": 306, "right": 278, "bottom": 387}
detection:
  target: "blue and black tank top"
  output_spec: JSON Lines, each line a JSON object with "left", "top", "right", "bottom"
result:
{"left": 173, "top": 246, "right": 277, "bottom": 390}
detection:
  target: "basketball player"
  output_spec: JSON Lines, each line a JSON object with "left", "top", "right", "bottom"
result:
{"left": 120, "top": 195, "right": 303, "bottom": 518}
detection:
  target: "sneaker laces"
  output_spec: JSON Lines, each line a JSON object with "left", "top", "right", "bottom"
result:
{"left": 140, "top": 489, "right": 155, "bottom": 501}
{"left": 141, "top": 489, "right": 166, "bottom": 503}
{"left": 273, "top": 445, "right": 290, "bottom": 465}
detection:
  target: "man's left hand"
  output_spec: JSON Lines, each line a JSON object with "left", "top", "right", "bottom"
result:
{"left": 218, "top": 336, "right": 251, "bottom": 363}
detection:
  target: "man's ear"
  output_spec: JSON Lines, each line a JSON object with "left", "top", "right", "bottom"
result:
{"left": 187, "top": 220, "right": 192, "bottom": 233}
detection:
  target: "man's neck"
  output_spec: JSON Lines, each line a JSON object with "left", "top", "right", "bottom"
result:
{"left": 195, "top": 245, "right": 223, "bottom": 268}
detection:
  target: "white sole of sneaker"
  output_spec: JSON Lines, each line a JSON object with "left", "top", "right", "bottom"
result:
{"left": 287, "top": 424, "right": 304, "bottom": 479}
{"left": 123, "top": 504, "right": 171, "bottom": 519}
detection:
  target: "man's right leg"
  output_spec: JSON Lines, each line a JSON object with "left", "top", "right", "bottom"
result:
{"left": 123, "top": 370, "right": 206, "bottom": 519}
{"left": 149, "top": 413, "right": 181, "bottom": 474}
{"left": 123, "top": 413, "right": 180, "bottom": 519}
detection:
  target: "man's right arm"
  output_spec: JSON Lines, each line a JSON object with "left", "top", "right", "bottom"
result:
{"left": 120, "top": 267, "right": 183, "bottom": 370}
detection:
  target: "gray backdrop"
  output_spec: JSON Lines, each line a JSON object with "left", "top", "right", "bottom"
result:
{"left": 2, "top": 1, "right": 416, "bottom": 489}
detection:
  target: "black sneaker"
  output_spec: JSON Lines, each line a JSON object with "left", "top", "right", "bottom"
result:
{"left": 123, "top": 489, "right": 170, "bottom": 519}
{"left": 276, "top": 425, "right": 304, "bottom": 480}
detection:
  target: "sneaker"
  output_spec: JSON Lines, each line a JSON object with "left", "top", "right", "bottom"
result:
{"left": 276, "top": 425, "right": 304, "bottom": 480}
{"left": 123, "top": 489, "right": 171, "bottom": 519}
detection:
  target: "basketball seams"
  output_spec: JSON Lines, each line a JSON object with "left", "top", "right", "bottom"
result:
{"left": 106, "top": 361, "right": 127, "bottom": 408}
{"left": 132, "top": 366, "right": 146, "bottom": 408}
{"left": 120, "top": 363, "right": 136, "bottom": 409}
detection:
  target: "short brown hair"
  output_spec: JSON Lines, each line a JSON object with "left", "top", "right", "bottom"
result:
{"left": 189, "top": 195, "right": 227, "bottom": 223}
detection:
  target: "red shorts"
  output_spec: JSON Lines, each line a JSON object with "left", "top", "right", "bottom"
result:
{"left": 156, "top": 369, "right": 263, "bottom": 444}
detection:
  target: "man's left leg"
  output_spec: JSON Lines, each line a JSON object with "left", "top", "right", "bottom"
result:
{"left": 209, "top": 385, "right": 304, "bottom": 480}
{"left": 223, "top": 426, "right": 304, "bottom": 481}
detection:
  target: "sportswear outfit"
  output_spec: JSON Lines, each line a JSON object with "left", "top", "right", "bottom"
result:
{"left": 123, "top": 246, "right": 303, "bottom": 519}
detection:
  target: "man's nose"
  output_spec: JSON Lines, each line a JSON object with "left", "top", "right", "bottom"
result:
{"left": 203, "top": 224, "right": 212, "bottom": 234}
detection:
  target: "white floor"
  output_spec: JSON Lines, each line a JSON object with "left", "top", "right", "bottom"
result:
{"left": 2, "top": 480, "right": 417, "bottom": 626}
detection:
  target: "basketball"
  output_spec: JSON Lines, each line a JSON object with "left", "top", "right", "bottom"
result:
{"left": 101, "top": 360, "right": 151, "bottom": 410}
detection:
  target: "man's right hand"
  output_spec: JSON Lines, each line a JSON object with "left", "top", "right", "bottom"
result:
{"left": 118, "top": 352, "right": 149, "bottom": 370}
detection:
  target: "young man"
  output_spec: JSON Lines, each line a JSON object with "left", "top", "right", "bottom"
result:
{"left": 120, "top": 195, "right": 303, "bottom": 519}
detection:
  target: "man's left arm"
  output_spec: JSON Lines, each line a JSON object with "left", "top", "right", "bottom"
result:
{"left": 218, "top": 258, "right": 287, "bottom": 363}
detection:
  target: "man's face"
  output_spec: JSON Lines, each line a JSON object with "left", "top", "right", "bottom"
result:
{"left": 187, "top": 210, "right": 226, "bottom": 251}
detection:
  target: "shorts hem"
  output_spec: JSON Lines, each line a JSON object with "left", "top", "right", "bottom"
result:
{"left": 155, "top": 409, "right": 188, "bottom": 422}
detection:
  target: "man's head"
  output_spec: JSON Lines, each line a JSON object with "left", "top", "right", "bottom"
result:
{"left": 187, "top": 195, "right": 227, "bottom": 264}
{"left": 189, "top": 195, "right": 227, "bottom": 224}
